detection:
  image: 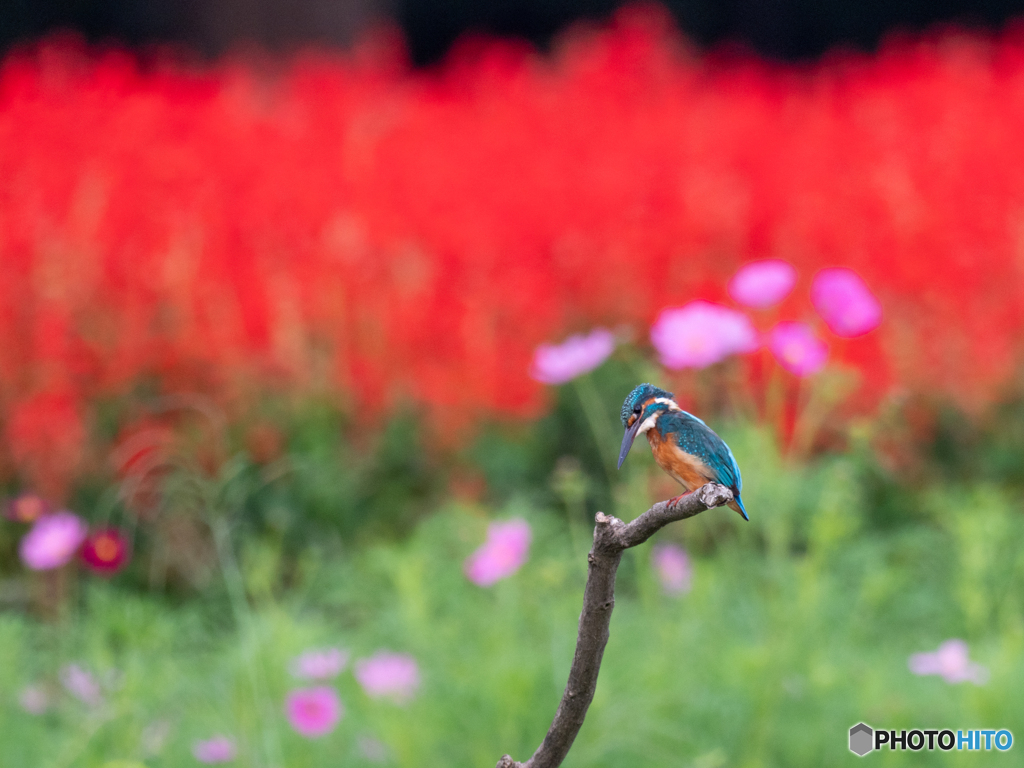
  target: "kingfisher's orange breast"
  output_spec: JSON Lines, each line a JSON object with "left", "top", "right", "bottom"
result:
{"left": 646, "top": 429, "right": 714, "bottom": 491}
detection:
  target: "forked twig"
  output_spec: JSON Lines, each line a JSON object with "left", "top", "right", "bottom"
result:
{"left": 495, "top": 483, "right": 735, "bottom": 768}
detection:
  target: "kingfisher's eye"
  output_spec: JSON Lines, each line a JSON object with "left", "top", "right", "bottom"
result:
{"left": 633, "top": 406, "right": 641, "bottom": 414}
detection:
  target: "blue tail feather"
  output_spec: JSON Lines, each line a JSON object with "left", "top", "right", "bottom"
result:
{"left": 733, "top": 494, "right": 749, "bottom": 521}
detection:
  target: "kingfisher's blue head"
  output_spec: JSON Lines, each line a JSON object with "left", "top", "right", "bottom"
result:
{"left": 618, "top": 383, "right": 675, "bottom": 469}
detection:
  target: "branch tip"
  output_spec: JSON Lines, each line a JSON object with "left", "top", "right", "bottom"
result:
{"left": 698, "top": 483, "right": 734, "bottom": 509}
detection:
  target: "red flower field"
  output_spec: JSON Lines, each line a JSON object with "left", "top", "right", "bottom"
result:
{"left": 2, "top": 6, "right": 1024, "bottom": 491}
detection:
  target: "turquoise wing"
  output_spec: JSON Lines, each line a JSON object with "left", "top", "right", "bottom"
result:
{"left": 660, "top": 411, "right": 742, "bottom": 492}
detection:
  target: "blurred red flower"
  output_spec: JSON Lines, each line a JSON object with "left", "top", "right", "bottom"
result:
{"left": 80, "top": 527, "right": 130, "bottom": 575}
{"left": 5, "top": 393, "right": 85, "bottom": 501}
{"left": 0, "top": 9, "right": 1021, "bottom": 467}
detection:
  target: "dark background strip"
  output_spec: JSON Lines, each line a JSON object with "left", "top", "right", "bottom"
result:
{"left": 2, "top": 0, "right": 1024, "bottom": 65}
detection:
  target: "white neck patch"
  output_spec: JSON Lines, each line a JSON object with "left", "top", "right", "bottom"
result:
{"left": 637, "top": 413, "right": 659, "bottom": 434}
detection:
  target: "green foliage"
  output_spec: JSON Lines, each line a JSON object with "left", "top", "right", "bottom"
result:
{"left": 277, "top": 406, "right": 437, "bottom": 542}
{"left": 468, "top": 357, "right": 667, "bottom": 521}
{"left": 3, "top": 429, "right": 1024, "bottom": 767}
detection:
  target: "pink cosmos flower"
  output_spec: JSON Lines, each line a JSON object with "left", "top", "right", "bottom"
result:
{"left": 728, "top": 259, "right": 797, "bottom": 309}
{"left": 650, "top": 301, "right": 758, "bottom": 369}
{"left": 354, "top": 652, "right": 421, "bottom": 703}
{"left": 290, "top": 648, "right": 349, "bottom": 680}
{"left": 464, "top": 518, "right": 532, "bottom": 587}
{"left": 19, "top": 684, "right": 51, "bottom": 715}
{"left": 19, "top": 511, "right": 88, "bottom": 570}
{"left": 908, "top": 639, "right": 988, "bottom": 685}
{"left": 5, "top": 493, "right": 50, "bottom": 523}
{"left": 529, "top": 328, "right": 615, "bottom": 384}
{"left": 192, "top": 735, "right": 237, "bottom": 763}
{"left": 651, "top": 543, "right": 692, "bottom": 595}
{"left": 60, "top": 664, "right": 103, "bottom": 707}
{"left": 768, "top": 321, "right": 828, "bottom": 377}
{"left": 810, "top": 268, "right": 882, "bottom": 337}
{"left": 284, "top": 686, "right": 343, "bottom": 738}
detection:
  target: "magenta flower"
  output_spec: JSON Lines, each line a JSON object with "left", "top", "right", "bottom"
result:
{"left": 290, "top": 648, "right": 349, "bottom": 680}
{"left": 810, "top": 268, "right": 882, "bottom": 337}
{"left": 464, "top": 518, "right": 532, "bottom": 587}
{"left": 768, "top": 321, "right": 828, "bottom": 377}
{"left": 355, "top": 652, "right": 421, "bottom": 703}
{"left": 60, "top": 663, "right": 102, "bottom": 707}
{"left": 19, "top": 511, "right": 88, "bottom": 570}
{"left": 651, "top": 543, "right": 692, "bottom": 595}
{"left": 192, "top": 735, "right": 237, "bottom": 763}
{"left": 284, "top": 686, "right": 343, "bottom": 738}
{"left": 81, "top": 527, "right": 130, "bottom": 575}
{"left": 650, "top": 301, "right": 758, "bottom": 369}
{"left": 19, "top": 684, "right": 51, "bottom": 715}
{"left": 728, "top": 259, "right": 797, "bottom": 309}
{"left": 529, "top": 328, "right": 615, "bottom": 384}
{"left": 909, "top": 640, "right": 988, "bottom": 685}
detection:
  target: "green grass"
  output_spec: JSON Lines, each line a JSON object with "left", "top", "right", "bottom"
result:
{"left": 2, "top": 427, "right": 1023, "bottom": 767}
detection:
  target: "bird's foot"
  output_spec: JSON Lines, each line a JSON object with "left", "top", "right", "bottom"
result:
{"left": 667, "top": 491, "right": 695, "bottom": 508}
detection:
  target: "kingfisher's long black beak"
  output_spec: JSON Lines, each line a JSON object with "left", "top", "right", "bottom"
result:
{"left": 617, "top": 419, "right": 642, "bottom": 469}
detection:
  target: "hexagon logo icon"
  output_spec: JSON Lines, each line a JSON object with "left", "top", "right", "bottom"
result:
{"left": 849, "top": 723, "right": 874, "bottom": 756}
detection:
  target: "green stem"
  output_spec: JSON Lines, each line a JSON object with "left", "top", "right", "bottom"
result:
{"left": 573, "top": 375, "right": 617, "bottom": 486}
{"left": 211, "top": 517, "right": 283, "bottom": 768}
{"left": 46, "top": 709, "right": 112, "bottom": 768}
{"left": 764, "top": 360, "right": 785, "bottom": 447}
{"left": 789, "top": 376, "right": 819, "bottom": 460}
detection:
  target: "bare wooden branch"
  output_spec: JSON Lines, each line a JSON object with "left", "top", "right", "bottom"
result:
{"left": 495, "top": 483, "right": 735, "bottom": 768}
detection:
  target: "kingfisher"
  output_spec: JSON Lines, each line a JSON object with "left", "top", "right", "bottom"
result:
{"left": 617, "top": 383, "right": 748, "bottom": 520}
